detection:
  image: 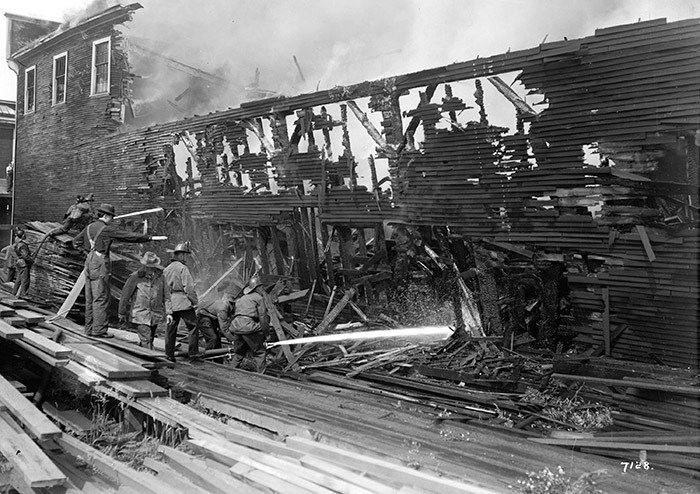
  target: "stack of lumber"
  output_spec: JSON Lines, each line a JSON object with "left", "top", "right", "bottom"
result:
{"left": 163, "top": 361, "right": 694, "bottom": 493}
{"left": 0, "top": 373, "right": 66, "bottom": 491}
{"left": 22, "top": 221, "right": 142, "bottom": 317}
{"left": 548, "top": 355, "right": 700, "bottom": 476}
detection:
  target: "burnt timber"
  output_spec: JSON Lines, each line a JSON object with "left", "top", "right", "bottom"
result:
{"left": 10, "top": 11, "right": 699, "bottom": 368}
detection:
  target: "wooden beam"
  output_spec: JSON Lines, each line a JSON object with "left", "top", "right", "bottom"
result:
{"left": 346, "top": 100, "right": 390, "bottom": 152}
{"left": 315, "top": 287, "right": 356, "bottom": 336}
{"left": 262, "top": 292, "right": 295, "bottom": 365}
{"left": 528, "top": 437, "right": 700, "bottom": 454}
{"left": 0, "top": 319, "right": 24, "bottom": 340}
{"left": 0, "top": 411, "right": 66, "bottom": 489}
{"left": 159, "top": 444, "right": 259, "bottom": 494}
{"left": 487, "top": 76, "right": 537, "bottom": 116}
{"left": 602, "top": 287, "right": 611, "bottom": 356}
{"left": 552, "top": 373, "right": 700, "bottom": 396}
{"left": 286, "top": 436, "right": 496, "bottom": 494}
{"left": 635, "top": 225, "right": 656, "bottom": 262}
{"left": 0, "top": 374, "right": 61, "bottom": 440}
{"left": 56, "top": 434, "right": 164, "bottom": 494}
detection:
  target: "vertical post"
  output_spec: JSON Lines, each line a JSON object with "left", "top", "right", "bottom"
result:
{"left": 256, "top": 227, "right": 270, "bottom": 275}
{"left": 602, "top": 287, "right": 611, "bottom": 356}
{"left": 270, "top": 226, "right": 285, "bottom": 276}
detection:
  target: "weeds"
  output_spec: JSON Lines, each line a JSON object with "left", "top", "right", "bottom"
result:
{"left": 516, "top": 466, "right": 607, "bottom": 494}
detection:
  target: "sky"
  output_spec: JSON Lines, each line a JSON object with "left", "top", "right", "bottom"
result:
{"left": 1, "top": 0, "right": 697, "bottom": 103}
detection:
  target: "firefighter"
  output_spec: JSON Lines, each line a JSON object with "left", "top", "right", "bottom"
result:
{"left": 119, "top": 252, "right": 172, "bottom": 350}
{"left": 73, "top": 203, "right": 165, "bottom": 338}
{"left": 12, "top": 228, "right": 33, "bottom": 297}
{"left": 164, "top": 242, "right": 200, "bottom": 361}
{"left": 223, "top": 275, "right": 269, "bottom": 373}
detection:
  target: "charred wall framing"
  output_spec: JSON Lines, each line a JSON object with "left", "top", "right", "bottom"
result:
{"left": 14, "top": 17, "right": 700, "bottom": 367}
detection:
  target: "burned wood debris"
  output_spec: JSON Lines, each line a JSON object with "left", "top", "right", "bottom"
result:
{"left": 12, "top": 13, "right": 698, "bottom": 368}
{"left": 3, "top": 5, "right": 700, "bottom": 493}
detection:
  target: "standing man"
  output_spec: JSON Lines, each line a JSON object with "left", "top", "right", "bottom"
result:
{"left": 73, "top": 203, "right": 165, "bottom": 338}
{"left": 223, "top": 276, "right": 269, "bottom": 373}
{"left": 164, "top": 242, "right": 200, "bottom": 361}
{"left": 5, "top": 161, "right": 13, "bottom": 193}
{"left": 119, "top": 252, "right": 172, "bottom": 350}
{"left": 12, "top": 228, "right": 33, "bottom": 297}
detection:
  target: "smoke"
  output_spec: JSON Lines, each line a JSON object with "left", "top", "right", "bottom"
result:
{"left": 61, "top": 0, "right": 696, "bottom": 122}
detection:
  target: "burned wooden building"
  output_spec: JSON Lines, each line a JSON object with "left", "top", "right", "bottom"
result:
{"left": 7, "top": 4, "right": 699, "bottom": 367}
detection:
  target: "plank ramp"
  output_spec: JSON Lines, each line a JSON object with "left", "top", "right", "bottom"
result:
{"left": 0, "top": 411, "right": 66, "bottom": 489}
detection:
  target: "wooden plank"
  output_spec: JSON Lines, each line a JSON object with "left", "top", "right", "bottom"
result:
{"left": 230, "top": 461, "right": 309, "bottom": 494}
{"left": 12, "top": 339, "right": 69, "bottom": 369}
{"left": 6, "top": 317, "right": 26, "bottom": 327}
{"left": 15, "top": 310, "right": 45, "bottom": 325}
{"left": 65, "top": 342, "right": 151, "bottom": 379}
{"left": 277, "top": 289, "right": 309, "bottom": 304}
{"left": 20, "top": 330, "right": 72, "bottom": 358}
{"left": 286, "top": 436, "right": 497, "bottom": 494}
{"left": 299, "top": 454, "right": 392, "bottom": 493}
{"left": 105, "top": 380, "right": 168, "bottom": 398}
{"left": 528, "top": 437, "right": 700, "bottom": 453}
{"left": 8, "top": 380, "right": 27, "bottom": 393}
{"left": 42, "top": 403, "right": 94, "bottom": 434}
{"left": 235, "top": 455, "right": 337, "bottom": 494}
{"left": 141, "top": 458, "right": 211, "bottom": 494}
{"left": 0, "top": 411, "right": 66, "bottom": 488}
{"left": 0, "top": 304, "right": 17, "bottom": 316}
{"left": 0, "top": 374, "right": 61, "bottom": 440}
{"left": 0, "top": 297, "right": 29, "bottom": 308}
{"left": 252, "top": 454, "right": 376, "bottom": 494}
{"left": 159, "top": 444, "right": 260, "bottom": 494}
{"left": 63, "top": 361, "right": 106, "bottom": 386}
{"left": 55, "top": 434, "right": 164, "bottom": 494}
{"left": 552, "top": 373, "right": 700, "bottom": 396}
{"left": 0, "top": 319, "right": 24, "bottom": 340}
{"left": 262, "top": 292, "right": 296, "bottom": 364}
{"left": 602, "top": 287, "right": 611, "bottom": 357}
{"left": 635, "top": 225, "right": 656, "bottom": 262}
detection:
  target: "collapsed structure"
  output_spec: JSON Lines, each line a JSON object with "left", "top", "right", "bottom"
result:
{"left": 6, "top": 4, "right": 699, "bottom": 368}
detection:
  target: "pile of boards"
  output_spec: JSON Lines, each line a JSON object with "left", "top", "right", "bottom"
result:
{"left": 547, "top": 355, "right": 700, "bottom": 476}
{"left": 22, "top": 221, "right": 140, "bottom": 317}
{"left": 0, "top": 290, "right": 500, "bottom": 493}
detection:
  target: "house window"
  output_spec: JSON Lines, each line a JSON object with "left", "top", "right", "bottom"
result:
{"left": 91, "top": 37, "right": 111, "bottom": 95}
{"left": 53, "top": 52, "right": 67, "bottom": 105}
{"left": 24, "top": 66, "right": 36, "bottom": 113}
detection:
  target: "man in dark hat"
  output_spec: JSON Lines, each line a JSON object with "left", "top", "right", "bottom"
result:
{"left": 12, "top": 228, "right": 33, "bottom": 297}
{"left": 73, "top": 203, "right": 166, "bottom": 338}
{"left": 164, "top": 242, "right": 200, "bottom": 361}
{"left": 119, "top": 252, "right": 172, "bottom": 350}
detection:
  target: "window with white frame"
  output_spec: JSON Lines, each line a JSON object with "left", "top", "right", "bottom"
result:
{"left": 24, "top": 66, "right": 36, "bottom": 113}
{"left": 53, "top": 52, "right": 67, "bottom": 105}
{"left": 91, "top": 37, "right": 110, "bottom": 95}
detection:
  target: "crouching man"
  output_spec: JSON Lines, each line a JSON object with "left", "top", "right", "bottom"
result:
{"left": 118, "top": 252, "right": 172, "bottom": 350}
{"left": 222, "top": 276, "right": 269, "bottom": 373}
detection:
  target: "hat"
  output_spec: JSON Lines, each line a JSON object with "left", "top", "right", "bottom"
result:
{"left": 97, "top": 203, "right": 115, "bottom": 216}
{"left": 243, "top": 275, "right": 262, "bottom": 294}
{"left": 85, "top": 193, "right": 95, "bottom": 202}
{"left": 173, "top": 242, "right": 191, "bottom": 254}
{"left": 13, "top": 227, "right": 25, "bottom": 238}
{"left": 140, "top": 251, "right": 162, "bottom": 268}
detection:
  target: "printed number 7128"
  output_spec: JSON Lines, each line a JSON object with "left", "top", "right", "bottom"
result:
{"left": 621, "top": 461, "right": 652, "bottom": 472}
